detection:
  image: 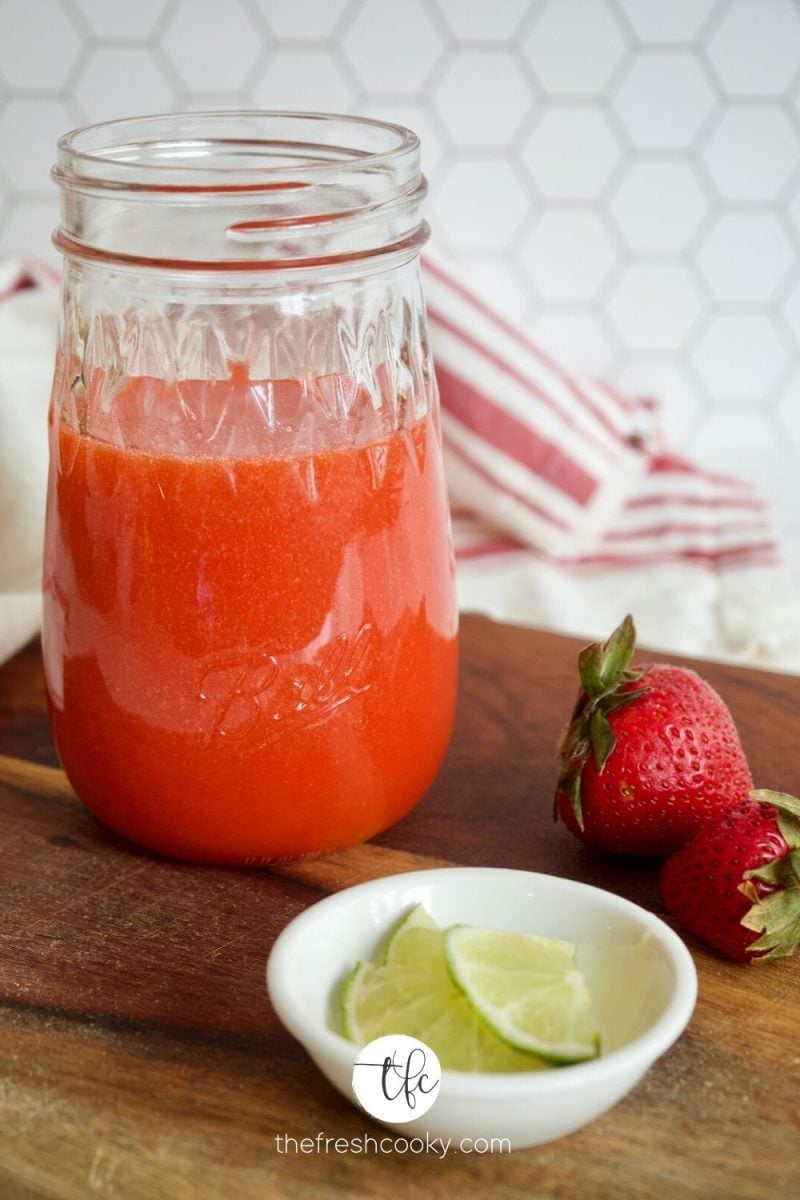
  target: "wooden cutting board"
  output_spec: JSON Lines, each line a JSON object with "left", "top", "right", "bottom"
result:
{"left": 0, "top": 615, "right": 798, "bottom": 1200}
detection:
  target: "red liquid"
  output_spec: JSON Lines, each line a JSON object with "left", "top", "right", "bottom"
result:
{"left": 43, "top": 378, "right": 458, "bottom": 863}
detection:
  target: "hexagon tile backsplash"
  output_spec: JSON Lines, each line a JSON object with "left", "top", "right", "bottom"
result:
{"left": 1, "top": 0, "right": 799, "bottom": 582}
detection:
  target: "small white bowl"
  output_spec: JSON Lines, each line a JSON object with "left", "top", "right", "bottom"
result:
{"left": 266, "top": 867, "right": 697, "bottom": 1149}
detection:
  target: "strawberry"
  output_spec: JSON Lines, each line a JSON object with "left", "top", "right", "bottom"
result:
{"left": 660, "top": 791, "right": 800, "bottom": 962}
{"left": 555, "top": 615, "right": 752, "bottom": 856}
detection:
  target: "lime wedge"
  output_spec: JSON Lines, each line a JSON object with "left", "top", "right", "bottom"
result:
{"left": 340, "top": 908, "right": 549, "bottom": 1073}
{"left": 443, "top": 925, "right": 600, "bottom": 1064}
{"left": 383, "top": 902, "right": 438, "bottom": 966}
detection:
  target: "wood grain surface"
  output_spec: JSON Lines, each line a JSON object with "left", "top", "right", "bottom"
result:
{"left": 0, "top": 615, "right": 798, "bottom": 1200}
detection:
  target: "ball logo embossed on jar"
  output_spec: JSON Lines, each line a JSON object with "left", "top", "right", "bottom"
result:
{"left": 197, "top": 624, "right": 374, "bottom": 746}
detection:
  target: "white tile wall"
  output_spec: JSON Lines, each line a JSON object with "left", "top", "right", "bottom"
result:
{"left": 0, "top": 0, "right": 798, "bottom": 579}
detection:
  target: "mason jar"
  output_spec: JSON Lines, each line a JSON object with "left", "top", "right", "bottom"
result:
{"left": 43, "top": 112, "right": 458, "bottom": 864}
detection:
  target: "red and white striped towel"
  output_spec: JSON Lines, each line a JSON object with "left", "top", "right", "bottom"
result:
{"left": 0, "top": 257, "right": 60, "bottom": 300}
{"left": 451, "top": 455, "right": 778, "bottom": 572}
{"left": 423, "top": 250, "right": 800, "bottom": 671}
{"left": 425, "top": 253, "right": 653, "bottom": 556}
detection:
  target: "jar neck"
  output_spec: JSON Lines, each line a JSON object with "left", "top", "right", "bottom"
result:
{"left": 52, "top": 112, "right": 429, "bottom": 273}
{"left": 54, "top": 253, "right": 435, "bottom": 453}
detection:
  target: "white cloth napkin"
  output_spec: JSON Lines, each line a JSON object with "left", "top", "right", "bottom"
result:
{"left": 0, "top": 261, "right": 59, "bottom": 666}
{"left": 2, "top": 254, "right": 800, "bottom": 673}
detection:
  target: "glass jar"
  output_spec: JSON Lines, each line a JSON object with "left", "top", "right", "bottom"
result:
{"left": 43, "top": 112, "right": 458, "bottom": 865}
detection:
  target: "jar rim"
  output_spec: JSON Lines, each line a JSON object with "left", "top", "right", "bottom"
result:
{"left": 53, "top": 110, "right": 428, "bottom": 271}
{"left": 55, "top": 110, "right": 420, "bottom": 192}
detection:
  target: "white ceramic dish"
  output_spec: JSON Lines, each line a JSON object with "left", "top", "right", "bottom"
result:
{"left": 266, "top": 867, "right": 697, "bottom": 1149}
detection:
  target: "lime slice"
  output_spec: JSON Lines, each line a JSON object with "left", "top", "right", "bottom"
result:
{"left": 383, "top": 902, "right": 438, "bottom": 966}
{"left": 443, "top": 925, "right": 600, "bottom": 1064}
{"left": 340, "top": 908, "right": 549, "bottom": 1073}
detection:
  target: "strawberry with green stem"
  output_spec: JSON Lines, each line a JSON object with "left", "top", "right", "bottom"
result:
{"left": 555, "top": 615, "right": 752, "bottom": 856}
{"left": 660, "top": 790, "right": 800, "bottom": 962}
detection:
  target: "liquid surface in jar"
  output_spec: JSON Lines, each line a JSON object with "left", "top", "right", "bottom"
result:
{"left": 43, "top": 374, "right": 458, "bottom": 864}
